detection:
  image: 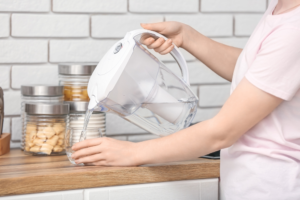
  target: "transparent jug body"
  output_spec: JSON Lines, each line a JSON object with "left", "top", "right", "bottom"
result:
{"left": 96, "top": 33, "right": 198, "bottom": 136}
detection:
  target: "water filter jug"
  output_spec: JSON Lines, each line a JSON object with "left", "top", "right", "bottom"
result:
{"left": 87, "top": 29, "right": 198, "bottom": 136}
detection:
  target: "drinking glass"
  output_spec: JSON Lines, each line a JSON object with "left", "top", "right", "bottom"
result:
{"left": 65, "top": 127, "right": 103, "bottom": 164}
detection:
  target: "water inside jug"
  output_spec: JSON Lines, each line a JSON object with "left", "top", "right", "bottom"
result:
{"left": 79, "top": 30, "right": 198, "bottom": 141}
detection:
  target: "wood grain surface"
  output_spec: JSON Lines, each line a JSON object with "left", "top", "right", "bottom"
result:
{"left": 0, "top": 133, "right": 11, "bottom": 156}
{"left": 0, "top": 149, "right": 220, "bottom": 197}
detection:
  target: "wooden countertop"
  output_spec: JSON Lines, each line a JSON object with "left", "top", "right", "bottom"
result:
{"left": 0, "top": 149, "right": 220, "bottom": 197}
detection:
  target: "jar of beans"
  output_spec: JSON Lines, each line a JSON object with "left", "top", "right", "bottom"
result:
{"left": 58, "top": 64, "right": 96, "bottom": 102}
{"left": 24, "top": 103, "right": 69, "bottom": 156}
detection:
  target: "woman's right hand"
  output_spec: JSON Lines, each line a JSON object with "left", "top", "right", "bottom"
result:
{"left": 140, "top": 21, "right": 186, "bottom": 55}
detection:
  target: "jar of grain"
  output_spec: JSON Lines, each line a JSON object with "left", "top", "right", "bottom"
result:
{"left": 24, "top": 103, "right": 69, "bottom": 156}
{"left": 58, "top": 64, "right": 97, "bottom": 102}
{"left": 21, "top": 85, "right": 64, "bottom": 150}
{"left": 68, "top": 101, "right": 106, "bottom": 143}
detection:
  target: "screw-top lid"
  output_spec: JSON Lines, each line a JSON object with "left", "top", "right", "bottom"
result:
{"left": 21, "top": 85, "right": 64, "bottom": 97}
{"left": 66, "top": 101, "right": 104, "bottom": 113}
{"left": 66, "top": 101, "right": 89, "bottom": 112}
{"left": 25, "top": 103, "right": 69, "bottom": 115}
{"left": 58, "top": 64, "right": 97, "bottom": 75}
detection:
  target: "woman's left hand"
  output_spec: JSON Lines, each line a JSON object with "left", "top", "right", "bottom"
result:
{"left": 71, "top": 137, "right": 139, "bottom": 166}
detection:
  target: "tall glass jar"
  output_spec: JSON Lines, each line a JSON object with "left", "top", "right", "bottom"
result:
{"left": 21, "top": 85, "right": 64, "bottom": 150}
{"left": 23, "top": 103, "right": 69, "bottom": 156}
{"left": 68, "top": 101, "right": 106, "bottom": 143}
{"left": 58, "top": 64, "right": 96, "bottom": 102}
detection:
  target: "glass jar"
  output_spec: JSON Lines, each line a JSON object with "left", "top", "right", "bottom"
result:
{"left": 23, "top": 103, "right": 69, "bottom": 156}
{"left": 21, "top": 85, "right": 64, "bottom": 150}
{"left": 68, "top": 101, "right": 106, "bottom": 138}
{"left": 58, "top": 64, "right": 97, "bottom": 102}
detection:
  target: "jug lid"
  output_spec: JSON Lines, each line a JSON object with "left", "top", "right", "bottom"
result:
{"left": 21, "top": 85, "right": 64, "bottom": 97}
{"left": 59, "top": 64, "right": 97, "bottom": 76}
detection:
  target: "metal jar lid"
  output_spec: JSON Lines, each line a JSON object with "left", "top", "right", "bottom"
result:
{"left": 21, "top": 85, "right": 64, "bottom": 97}
{"left": 67, "top": 101, "right": 89, "bottom": 112}
{"left": 25, "top": 103, "right": 69, "bottom": 115}
{"left": 66, "top": 101, "right": 103, "bottom": 113}
{"left": 58, "top": 64, "right": 97, "bottom": 76}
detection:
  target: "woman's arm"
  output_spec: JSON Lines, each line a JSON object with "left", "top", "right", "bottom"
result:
{"left": 71, "top": 78, "right": 282, "bottom": 166}
{"left": 182, "top": 25, "right": 242, "bottom": 82}
{"left": 141, "top": 22, "right": 242, "bottom": 82}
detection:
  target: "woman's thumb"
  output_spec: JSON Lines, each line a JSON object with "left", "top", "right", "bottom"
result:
{"left": 140, "top": 22, "right": 165, "bottom": 33}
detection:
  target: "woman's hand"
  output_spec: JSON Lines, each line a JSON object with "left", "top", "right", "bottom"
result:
{"left": 71, "top": 137, "right": 139, "bottom": 166}
{"left": 140, "top": 21, "right": 187, "bottom": 55}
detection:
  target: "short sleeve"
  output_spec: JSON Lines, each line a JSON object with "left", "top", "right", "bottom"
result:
{"left": 245, "top": 28, "right": 300, "bottom": 100}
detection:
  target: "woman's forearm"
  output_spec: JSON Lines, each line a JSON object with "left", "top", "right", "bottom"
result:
{"left": 182, "top": 24, "right": 243, "bottom": 82}
{"left": 135, "top": 119, "right": 224, "bottom": 165}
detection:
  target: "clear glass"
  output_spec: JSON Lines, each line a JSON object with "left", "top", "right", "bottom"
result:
{"left": 65, "top": 127, "right": 103, "bottom": 164}
{"left": 69, "top": 112, "right": 106, "bottom": 136}
{"left": 92, "top": 35, "right": 198, "bottom": 136}
{"left": 24, "top": 114, "right": 68, "bottom": 156}
{"left": 59, "top": 75, "right": 90, "bottom": 102}
{"left": 21, "top": 96, "right": 64, "bottom": 150}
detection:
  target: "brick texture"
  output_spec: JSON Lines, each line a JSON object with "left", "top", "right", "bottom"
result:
{"left": 12, "top": 14, "right": 89, "bottom": 37}
{"left": 235, "top": 14, "right": 263, "bottom": 36}
{"left": 3, "top": 90, "right": 21, "bottom": 115}
{"left": 50, "top": 40, "right": 118, "bottom": 63}
{"left": 0, "top": 40, "right": 47, "bottom": 63}
{"left": 166, "top": 15, "right": 233, "bottom": 37}
{"left": 0, "top": 0, "right": 268, "bottom": 145}
{"left": 0, "top": 0, "right": 50, "bottom": 12}
{"left": 0, "top": 14, "right": 9, "bottom": 37}
{"left": 199, "top": 85, "right": 231, "bottom": 107}
{"left": 129, "top": 0, "right": 199, "bottom": 13}
{"left": 11, "top": 65, "right": 59, "bottom": 89}
{"left": 92, "top": 15, "right": 163, "bottom": 38}
{"left": 53, "top": 0, "right": 127, "bottom": 13}
{"left": 201, "top": 0, "right": 266, "bottom": 12}
{"left": 0, "top": 66, "right": 10, "bottom": 89}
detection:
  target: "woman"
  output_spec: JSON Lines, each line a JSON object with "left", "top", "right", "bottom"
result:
{"left": 72, "top": 0, "right": 300, "bottom": 199}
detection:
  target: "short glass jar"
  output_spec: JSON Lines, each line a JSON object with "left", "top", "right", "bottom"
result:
{"left": 58, "top": 64, "right": 97, "bottom": 102}
{"left": 23, "top": 103, "right": 69, "bottom": 156}
{"left": 21, "top": 85, "right": 64, "bottom": 150}
{"left": 68, "top": 101, "right": 106, "bottom": 139}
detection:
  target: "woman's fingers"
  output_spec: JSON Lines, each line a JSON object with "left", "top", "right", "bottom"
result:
{"left": 147, "top": 37, "right": 165, "bottom": 49}
{"left": 72, "top": 138, "right": 102, "bottom": 151}
{"left": 71, "top": 145, "right": 102, "bottom": 160}
{"left": 160, "top": 44, "right": 174, "bottom": 55}
{"left": 140, "top": 36, "right": 155, "bottom": 46}
{"left": 75, "top": 153, "right": 105, "bottom": 164}
{"left": 154, "top": 39, "right": 173, "bottom": 53}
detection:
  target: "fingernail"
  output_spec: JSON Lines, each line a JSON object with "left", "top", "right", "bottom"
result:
{"left": 141, "top": 23, "right": 148, "bottom": 26}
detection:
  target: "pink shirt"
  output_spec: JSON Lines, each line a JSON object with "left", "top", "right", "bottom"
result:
{"left": 221, "top": 1, "right": 300, "bottom": 199}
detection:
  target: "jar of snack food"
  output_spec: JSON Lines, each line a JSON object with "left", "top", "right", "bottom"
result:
{"left": 21, "top": 85, "right": 64, "bottom": 150}
{"left": 24, "top": 103, "right": 69, "bottom": 156}
{"left": 68, "top": 101, "right": 106, "bottom": 140}
{"left": 58, "top": 64, "right": 96, "bottom": 102}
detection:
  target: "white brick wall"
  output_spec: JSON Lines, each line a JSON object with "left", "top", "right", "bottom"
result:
{"left": 0, "top": 0, "right": 268, "bottom": 148}
{"left": 235, "top": 14, "right": 263, "bottom": 36}
{"left": 0, "top": 0, "right": 50, "bottom": 12}
{"left": 201, "top": 0, "right": 266, "bottom": 12}
{"left": 0, "top": 40, "right": 48, "bottom": 63}
{"left": 53, "top": 0, "right": 127, "bottom": 13}
{"left": 0, "top": 14, "right": 9, "bottom": 37}
{"left": 91, "top": 15, "right": 163, "bottom": 38}
{"left": 12, "top": 14, "right": 89, "bottom": 37}
{"left": 129, "top": 0, "right": 199, "bottom": 13}
{"left": 166, "top": 15, "right": 233, "bottom": 37}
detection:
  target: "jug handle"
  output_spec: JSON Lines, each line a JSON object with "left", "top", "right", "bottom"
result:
{"left": 129, "top": 29, "right": 190, "bottom": 86}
